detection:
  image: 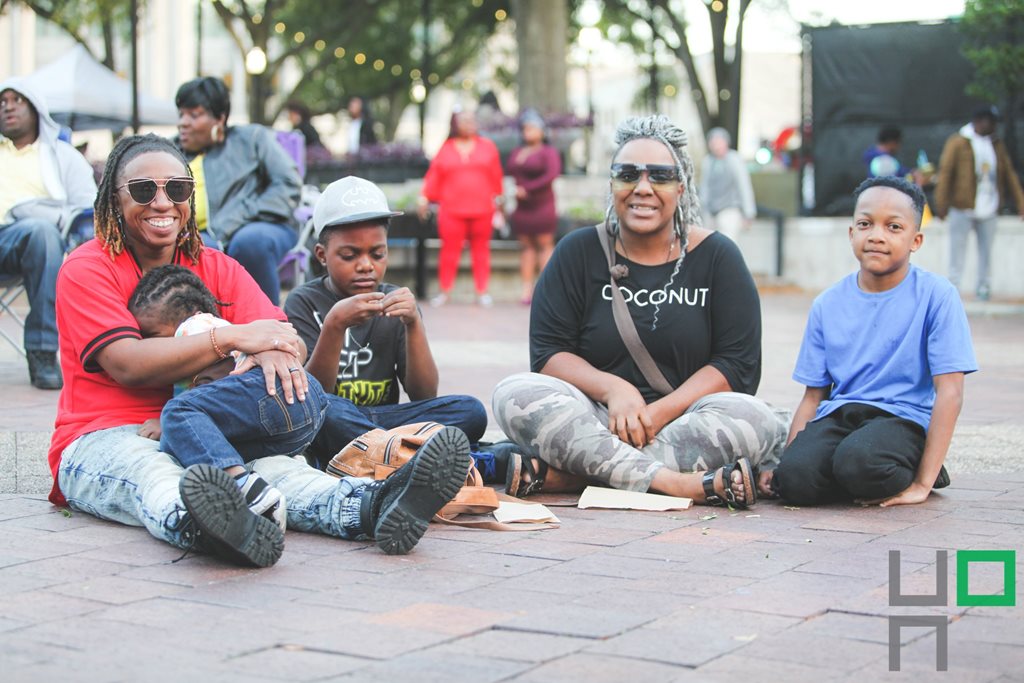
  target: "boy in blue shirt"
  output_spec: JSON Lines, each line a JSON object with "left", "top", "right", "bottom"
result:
{"left": 767, "top": 176, "right": 977, "bottom": 507}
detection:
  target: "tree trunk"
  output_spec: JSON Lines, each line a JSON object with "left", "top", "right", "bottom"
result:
{"left": 720, "top": 0, "right": 749, "bottom": 144}
{"left": 708, "top": 3, "right": 727, "bottom": 123}
{"left": 1005, "top": 94, "right": 1019, "bottom": 174}
{"left": 101, "top": 17, "right": 116, "bottom": 71}
{"left": 511, "top": 0, "right": 568, "bottom": 112}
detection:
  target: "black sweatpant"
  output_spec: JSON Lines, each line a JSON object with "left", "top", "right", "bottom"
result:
{"left": 773, "top": 402, "right": 926, "bottom": 505}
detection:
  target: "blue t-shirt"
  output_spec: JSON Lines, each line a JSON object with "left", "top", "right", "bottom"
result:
{"left": 793, "top": 265, "right": 977, "bottom": 430}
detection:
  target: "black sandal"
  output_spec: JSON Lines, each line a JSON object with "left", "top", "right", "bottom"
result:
{"left": 701, "top": 457, "right": 757, "bottom": 509}
{"left": 505, "top": 451, "right": 549, "bottom": 498}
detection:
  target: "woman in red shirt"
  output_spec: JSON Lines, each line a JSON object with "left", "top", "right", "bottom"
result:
{"left": 418, "top": 111, "right": 504, "bottom": 307}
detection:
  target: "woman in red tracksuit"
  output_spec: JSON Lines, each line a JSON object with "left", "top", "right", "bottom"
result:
{"left": 418, "top": 110, "right": 504, "bottom": 307}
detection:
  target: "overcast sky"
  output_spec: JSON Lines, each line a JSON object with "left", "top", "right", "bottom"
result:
{"left": 582, "top": 0, "right": 968, "bottom": 54}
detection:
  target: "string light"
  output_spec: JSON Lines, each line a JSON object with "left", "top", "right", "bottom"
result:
{"left": 427, "top": 72, "right": 439, "bottom": 84}
{"left": 663, "top": 84, "right": 677, "bottom": 97}
{"left": 354, "top": 52, "right": 367, "bottom": 64}
{"left": 274, "top": 22, "right": 286, "bottom": 34}
{"left": 252, "top": 13, "right": 262, "bottom": 24}
{"left": 294, "top": 31, "right": 305, "bottom": 43}
{"left": 315, "top": 39, "right": 326, "bottom": 51}
{"left": 334, "top": 47, "right": 346, "bottom": 58}
{"left": 410, "top": 68, "right": 421, "bottom": 79}
{"left": 373, "top": 59, "right": 385, "bottom": 71}
{"left": 391, "top": 64, "right": 403, "bottom": 76}
{"left": 495, "top": 9, "right": 507, "bottom": 20}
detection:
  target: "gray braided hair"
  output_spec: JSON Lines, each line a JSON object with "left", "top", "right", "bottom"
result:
{"left": 604, "top": 115, "right": 702, "bottom": 330}
{"left": 607, "top": 114, "right": 703, "bottom": 234}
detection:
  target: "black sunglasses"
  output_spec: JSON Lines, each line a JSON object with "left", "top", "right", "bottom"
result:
{"left": 117, "top": 177, "right": 195, "bottom": 205}
{"left": 610, "top": 163, "right": 681, "bottom": 189}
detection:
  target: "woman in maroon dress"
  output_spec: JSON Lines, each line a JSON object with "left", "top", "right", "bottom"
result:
{"left": 506, "top": 111, "right": 562, "bottom": 305}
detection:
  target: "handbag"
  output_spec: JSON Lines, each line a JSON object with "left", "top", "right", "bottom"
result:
{"left": 594, "top": 225, "right": 675, "bottom": 396}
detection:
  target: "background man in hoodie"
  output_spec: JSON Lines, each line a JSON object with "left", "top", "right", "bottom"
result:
{"left": 934, "top": 105, "right": 1024, "bottom": 301}
{"left": 0, "top": 78, "right": 97, "bottom": 389}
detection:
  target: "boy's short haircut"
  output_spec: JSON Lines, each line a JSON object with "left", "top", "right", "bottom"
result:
{"left": 877, "top": 126, "right": 902, "bottom": 144}
{"left": 129, "top": 264, "right": 223, "bottom": 327}
{"left": 853, "top": 176, "right": 926, "bottom": 225}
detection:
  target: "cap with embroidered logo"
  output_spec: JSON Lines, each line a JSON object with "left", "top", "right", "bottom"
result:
{"left": 313, "top": 175, "right": 403, "bottom": 236}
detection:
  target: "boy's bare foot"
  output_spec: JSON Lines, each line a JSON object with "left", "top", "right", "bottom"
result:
{"left": 756, "top": 469, "right": 778, "bottom": 499}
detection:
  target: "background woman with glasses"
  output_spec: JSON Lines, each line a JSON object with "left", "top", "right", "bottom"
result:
{"left": 493, "top": 115, "right": 788, "bottom": 509}
{"left": 174, "top": 76, "right": 301, "bottom": 305}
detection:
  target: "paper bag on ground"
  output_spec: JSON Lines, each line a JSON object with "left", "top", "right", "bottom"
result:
{"left": 577, "top": 486, "right": 692, "bottom": 511}
{"left": 493, "top": 501, "right": 560, "bottom": 524}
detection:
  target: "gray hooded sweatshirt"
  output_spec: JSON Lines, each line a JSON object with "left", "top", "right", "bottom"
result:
{"left": 1, "top": 76, "right": 97, "bottom": 230}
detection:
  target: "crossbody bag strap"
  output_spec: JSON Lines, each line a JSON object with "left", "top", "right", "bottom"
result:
{"left": 594, "top": 225, "right": 675, "bottom": 396}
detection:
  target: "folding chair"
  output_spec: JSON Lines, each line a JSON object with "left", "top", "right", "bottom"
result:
{"left": 274, "top": 130, "right": 322, "bottom": 291}
{"left": 0, "top": 207, "right": 93, "bottom": 355}
{"left": 278, "top": 209, "right": 317, "bottom": 291}
{"left": 0, "top": 274, "right": 28, "bottom": 356}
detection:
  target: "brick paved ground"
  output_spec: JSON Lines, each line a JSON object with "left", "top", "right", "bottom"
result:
{"left": 1, "top": 291, "right": 1022, "bottom": 681}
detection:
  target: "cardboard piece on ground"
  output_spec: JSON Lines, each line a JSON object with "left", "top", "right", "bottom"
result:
{"left": 577, "top": 486, "right": 693, "bottom": 511}
{"left": 493, "top": 501, "right": 560, "bottom": 524}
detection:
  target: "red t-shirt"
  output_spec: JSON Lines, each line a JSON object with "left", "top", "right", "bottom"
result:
{"left": 421, "top": 135, "right": 504, "bottom": 217}
{"left": 47, "top": 240, "right": 286, "bottom": 506}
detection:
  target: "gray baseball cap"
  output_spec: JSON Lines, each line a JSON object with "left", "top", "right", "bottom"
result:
{"left": 313, "top": 175, "right": 403, "bottom": 235}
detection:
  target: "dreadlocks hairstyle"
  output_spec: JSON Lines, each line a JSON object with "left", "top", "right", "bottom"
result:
{"left": 127, "top": 264, "right": 227, "bottom": 333}
{"left": 94, "top": 133, "right": 202, "bottom": 263}
{"left": 604, "top": 115, "right": 702, "bottom": 331}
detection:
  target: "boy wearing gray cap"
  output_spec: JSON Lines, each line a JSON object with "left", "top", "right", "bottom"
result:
{"left": 285, "top": 176, "right": 489, "bottom": 469}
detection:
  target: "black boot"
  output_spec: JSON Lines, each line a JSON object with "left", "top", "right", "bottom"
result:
{"left": 359, "top": 426, "right": 470, "bottom": 555}
{"left": 27, "top": 351, "right": 62, "bottom": 390}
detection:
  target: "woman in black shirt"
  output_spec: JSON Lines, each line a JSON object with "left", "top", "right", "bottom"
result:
{"left": 492, "top": 115, "right": 787, "bottom": 508}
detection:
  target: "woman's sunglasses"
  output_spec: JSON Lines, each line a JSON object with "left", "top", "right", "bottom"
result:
{"left": 610, "top": 163, "right": 681, "bottom": 190}
{"left": 117, "top": 177, "right": 195, "bottom": 205}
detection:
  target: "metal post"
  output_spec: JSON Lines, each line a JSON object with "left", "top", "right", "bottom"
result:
{"left": 196, "top": 0, "right": 203, "bottom": 75}
{"left": 129, "top": 0, "right": 140, "bottom": 133}
{"left": 419, "top": 0, "right": 431, "bottom": 146}
{"left": 757, "top": 204, "right": 785, "bottom": 278}
{"left": 415, "top": 216, "right": 428, "bottom": 300}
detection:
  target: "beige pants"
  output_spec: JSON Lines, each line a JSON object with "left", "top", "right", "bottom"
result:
{"left": 707, "top": 207, "right": 745, "bottom": 241}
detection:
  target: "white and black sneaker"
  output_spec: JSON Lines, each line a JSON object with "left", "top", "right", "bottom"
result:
{"left": 235, "top": 472, "right": 287, "bottom": 533}
{"left": 359, "top": 426, "right": 470, "bottom": 555}
{"left": 179, "top": 464, "right": 284, "bottom": 568}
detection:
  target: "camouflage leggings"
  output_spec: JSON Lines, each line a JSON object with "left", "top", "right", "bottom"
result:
{"left": 492, "top": 372, "right": 790, "bottom": 492}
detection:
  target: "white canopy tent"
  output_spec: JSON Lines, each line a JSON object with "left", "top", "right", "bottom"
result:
{"left": 21, "top": 44, "right": 178, "bottom": 130}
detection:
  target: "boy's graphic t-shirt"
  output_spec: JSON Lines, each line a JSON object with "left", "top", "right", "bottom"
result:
{"left": 530, "top": 227, "right": 762, "bottom": 403}
{"left": 793, "top": 265, "right": 978, "bottom": 430}
{"left": 285, "top": 277, "right": 407, "bottom": 406}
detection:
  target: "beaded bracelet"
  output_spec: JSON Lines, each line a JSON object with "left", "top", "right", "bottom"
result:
{"left": 210, "top": 327, "right": 228, "bottom": 360}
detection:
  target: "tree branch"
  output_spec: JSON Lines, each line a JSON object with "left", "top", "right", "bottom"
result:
{"left": 21, "top": 1, "right": 101, "bottom": 64}
{"left": 210, "top": 0, "right": 248, "bottom": 56}
{"left": 650, "top": 0, "right": 711, "bottom": 132}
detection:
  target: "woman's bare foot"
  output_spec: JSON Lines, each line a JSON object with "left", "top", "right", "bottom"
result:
{"left": 510, "top": 455, "right": 587, "bottom": 496}
{"left": 526, "top": 461, "right": 585, "bottom": 493}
